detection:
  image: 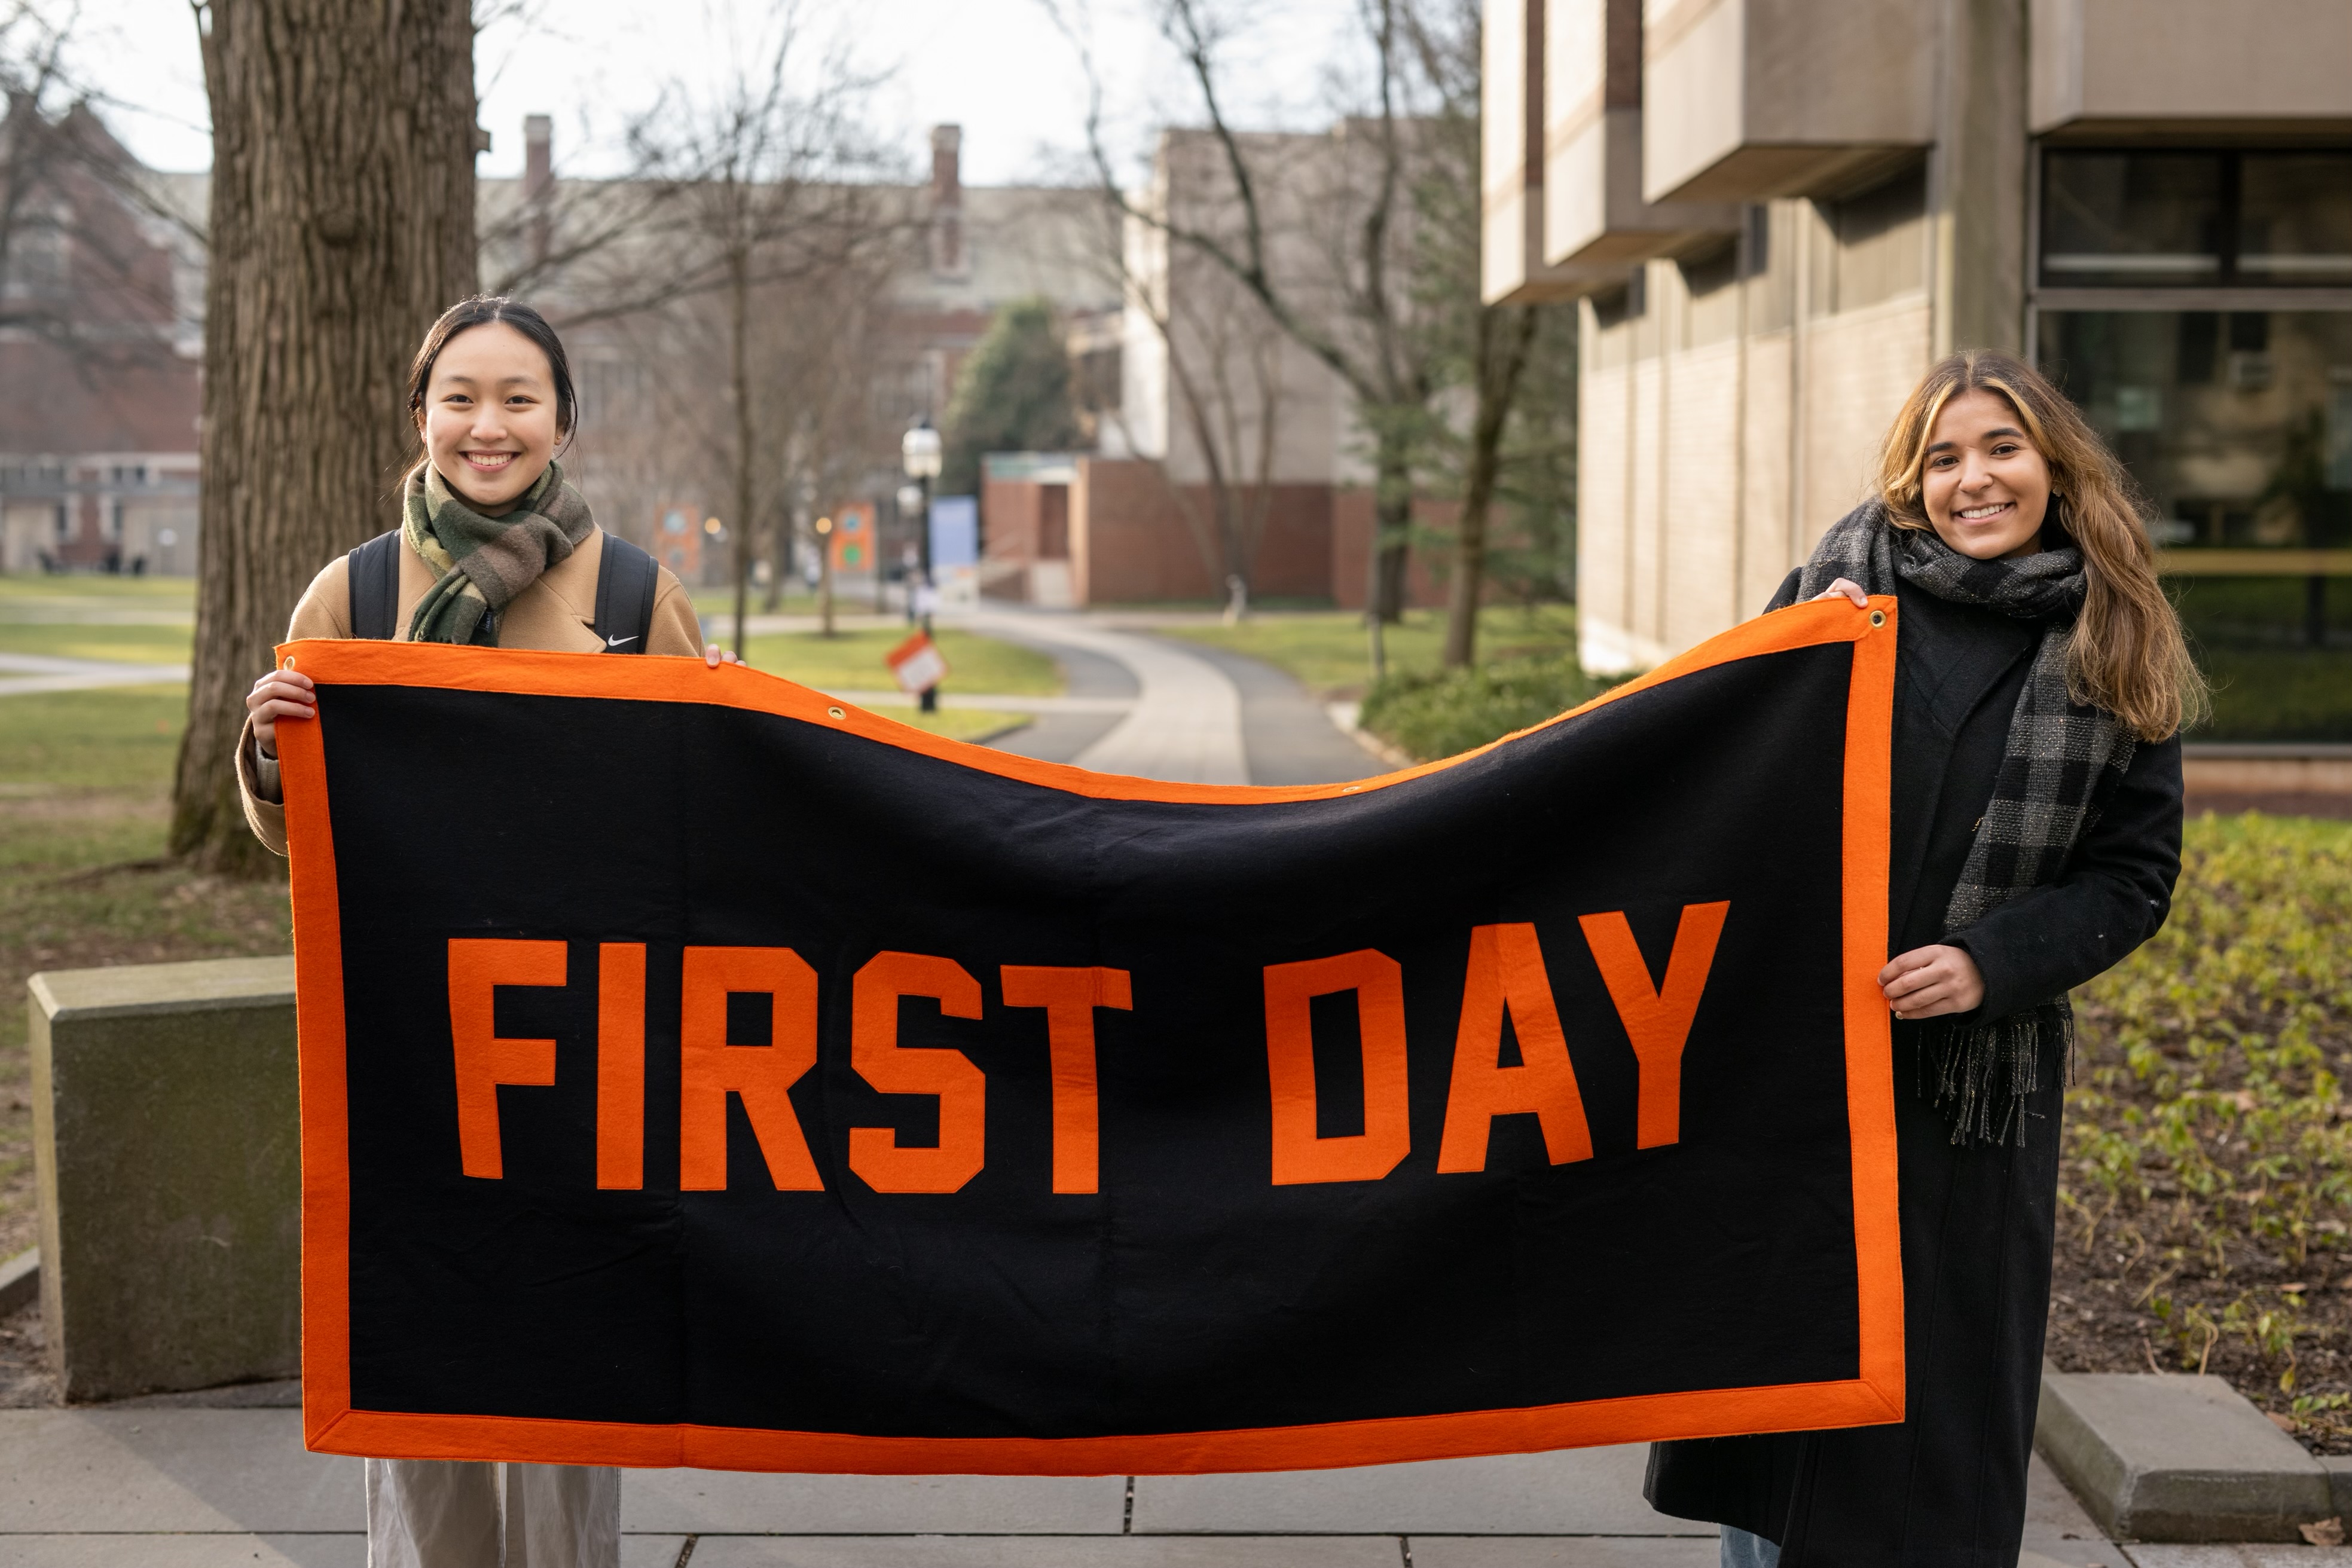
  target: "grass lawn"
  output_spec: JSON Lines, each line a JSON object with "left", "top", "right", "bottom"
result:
{"left": 0, "top": 622, "right": 196, "bottom": 664}
{"left": 0, "top": 576, "right": 196, "bottom": 665}
{"left": 741, "top": 626, "right": 1063, "bottom": 696}
{"left": 1160, "top": 604, "right": 1577, "bottom": 699}
{"left": 0, "top": 685, "right": 294, "bottom": 1264}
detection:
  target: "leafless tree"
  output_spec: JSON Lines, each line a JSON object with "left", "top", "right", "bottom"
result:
{"left": 1399, "top": 0, "right": 1543, "bottom": 668}
{"left": 1072, "top": 167, "right": 1288, "bottom": 607}
{"left": 1053, "top": 0, "right": 1447, "bottom": 671}
{"left": 591, "top": 16, "right": 903, "bottom": 656}
{"left": 171, "top": 0, "right": 479, "bottom": 875}
{"left": 1, "top": 5, "right": 193, "bottom": 377}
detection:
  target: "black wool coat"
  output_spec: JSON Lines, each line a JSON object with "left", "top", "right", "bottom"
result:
{"left": 1644, "top": 571, "right": 2184, "bottom": 1567}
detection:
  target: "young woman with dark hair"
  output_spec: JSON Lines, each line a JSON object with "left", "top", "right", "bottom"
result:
{"left": 237, "top": 295, "right": 728, "bottom": 1568}
{"left": 1647, "top": 350, "right": 2200, "bottom": 1567}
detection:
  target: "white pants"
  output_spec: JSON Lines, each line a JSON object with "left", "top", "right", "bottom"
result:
{"left": 364, "top": 1459, "right": 618, "bottom": 1568}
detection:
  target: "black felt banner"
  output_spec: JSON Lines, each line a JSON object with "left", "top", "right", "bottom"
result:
{"left": 279, "top": 598, "right": 1904, "bottom": 1474}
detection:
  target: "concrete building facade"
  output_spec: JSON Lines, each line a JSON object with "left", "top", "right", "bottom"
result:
{"left": 972, "top": 126, "right": 1455, "bottom": 611}
{"left": 1485, "top": 0, "right": 2352, "bottom": 698}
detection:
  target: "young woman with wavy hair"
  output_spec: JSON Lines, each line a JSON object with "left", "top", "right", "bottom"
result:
{"left": 1648, "top": 350, "right": 2200, "bottom": 1568}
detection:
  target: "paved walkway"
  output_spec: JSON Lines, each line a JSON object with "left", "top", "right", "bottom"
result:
{"left": 957, "top": 610, "right": 1381, "bottom": 788}
{"left": 0, "top": 1401, "right": 2157, "bottom": 1566}
{"left": 0, "top": 651, "right": 188, "bottom": 696}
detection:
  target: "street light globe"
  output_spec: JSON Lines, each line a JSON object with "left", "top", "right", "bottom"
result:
{"left": 901, "top": 421, "right": 943, "bottom": 479}
{"left": 896, "top": 484, "right": 924, "bottom": 516}
{"left": 814, "top": 515, "right": 834, "bottom": 536}
{"left": 703, "top": 516, "right": 723, "bottom": 536}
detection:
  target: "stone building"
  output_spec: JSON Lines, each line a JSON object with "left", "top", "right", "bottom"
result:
{"left": 980, "top": 124, "right": 1453, "bottom": 611}
{"left": 1484, "top": 0, "right": 2352, "bottom": 739}
{"left": 0, "top": 99, "right": 203, "bottom": 575}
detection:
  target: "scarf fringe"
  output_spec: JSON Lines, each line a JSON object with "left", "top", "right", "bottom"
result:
{"left": 1922, "top": 1002, "right": 2072, "bottom": 1147}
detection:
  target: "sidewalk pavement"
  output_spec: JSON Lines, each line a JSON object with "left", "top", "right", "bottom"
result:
{"left": 0, "top": 651, "right": 188, "bottom": 696}
{"left": 0, "top": 1401, "right": 2163, "bottom": 1567}
{"left": 960, "top": 610, "right": 1380, "bottom": 788}
{"left": 964, "top": 612, "right": 1248, "bottom": 785}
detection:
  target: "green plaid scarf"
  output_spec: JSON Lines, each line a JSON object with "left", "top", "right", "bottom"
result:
{"left": 402, "top": 459, "right": 596, "bottom": 646}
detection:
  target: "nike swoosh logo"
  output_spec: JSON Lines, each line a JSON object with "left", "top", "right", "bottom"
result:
{"left": 606, "top": 634, "right": 638, "bottom": 648}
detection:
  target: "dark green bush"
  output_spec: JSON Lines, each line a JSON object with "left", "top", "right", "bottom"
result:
{"left": 1358, "top": 653, "right": 1613, "bottom": 762}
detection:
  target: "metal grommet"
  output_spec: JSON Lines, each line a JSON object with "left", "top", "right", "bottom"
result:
{"left": 826, "top": 705, "right": 845, "bottom": 720}
{"left": 1868, "top": 609, "right": 1886, "bottom": 628}
{"left": 281, "top": 655, "right": 296, "bottom": 670}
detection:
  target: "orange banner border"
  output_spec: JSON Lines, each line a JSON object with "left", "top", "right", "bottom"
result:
{"left": 275, "top": 596, "right": 1902, "bottom": 1475}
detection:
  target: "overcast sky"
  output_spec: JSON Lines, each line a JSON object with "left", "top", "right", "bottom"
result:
{"left": 56, "top": 0, "right": 1369, "bottom": 186}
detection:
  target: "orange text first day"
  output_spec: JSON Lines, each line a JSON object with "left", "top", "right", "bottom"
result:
{"left": 447, "top": 902, "right": 1731, "bottom": 1197}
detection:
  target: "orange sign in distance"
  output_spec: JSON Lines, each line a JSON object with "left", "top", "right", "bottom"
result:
{"left": 886, "top": 632, "right": 948, "bottom": 696}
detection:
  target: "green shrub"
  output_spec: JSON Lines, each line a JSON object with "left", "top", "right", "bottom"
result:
{"left": 1358, "top": 653, "right": 1614, "bottom": 762}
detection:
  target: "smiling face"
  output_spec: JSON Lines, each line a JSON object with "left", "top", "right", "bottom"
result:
{"left": 417, "top": 322, "right": 563, "bottom": 515}
{"left": 1919, "top": 387, "right": 2054, "bottom": 560}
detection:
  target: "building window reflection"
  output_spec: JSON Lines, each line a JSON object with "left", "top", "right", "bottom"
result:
{"left": 2035, "top": 147, "right": 2352, "bottom": 740}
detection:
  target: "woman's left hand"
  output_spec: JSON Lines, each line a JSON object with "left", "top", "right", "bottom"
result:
{"left": 704, "top": 644, "right": 742, "bottom": 668}
{"left": 1879, "top": 944, "right": 1984, "bottom": 1020}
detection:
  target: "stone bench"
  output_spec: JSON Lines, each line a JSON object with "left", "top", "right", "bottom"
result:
{"left": 29, "top": 955, "right": 298, "bottom": 1402}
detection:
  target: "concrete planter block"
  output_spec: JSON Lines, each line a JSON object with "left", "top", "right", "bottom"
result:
{"left": 29, "top": 955, "right": 299, "bottom": 1401}
{"left": 2036, "top": 1371, "right": 2333, "bottom": 1542}
{"left": 0, "top": 1249, "right": 37, "bottom": 1316}
{"left": 2324, "top": 1456, "right": 2352, "bottom": 1521}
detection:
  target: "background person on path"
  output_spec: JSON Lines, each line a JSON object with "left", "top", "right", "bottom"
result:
{"left": 240, "top": 296, "right": 725, "bottom": 1568}
{"left": 1647, "top": 350, "right": 2201, "bottom": 1568}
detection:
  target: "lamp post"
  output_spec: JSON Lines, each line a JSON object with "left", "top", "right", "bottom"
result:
{"left": 813, "top": 514, "right": 835, "bottom": 638}
{"left": 900, "top": 420, "right": 943, "bottom": 713}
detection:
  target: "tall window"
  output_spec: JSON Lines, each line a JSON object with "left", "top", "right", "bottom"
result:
{"left": 2036, "top": 149, "right": 2352, "bottom": 741}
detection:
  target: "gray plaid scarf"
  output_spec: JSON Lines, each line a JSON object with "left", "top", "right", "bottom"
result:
{"left": 1799, "top": 502, "right": 2136, "bottom": 1145}
{"left": 403, "top": 459, "right": 595, "bottom": 646}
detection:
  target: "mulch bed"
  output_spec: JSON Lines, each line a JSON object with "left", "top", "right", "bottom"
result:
{"left": 2042, "top": 814, "right": 2352, "bottom": 1453}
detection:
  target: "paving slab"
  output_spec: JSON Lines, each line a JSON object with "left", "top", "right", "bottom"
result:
{"left": 1128, "top": 1447, "right": 1706, "bottom": 1536}
{"left": 0, "top": 1409, "right": 360, "bottom": 1532}
{"left": 2038, "top": 1374, "right": 2332, "bottom": 1542}
{"left": 2122, "top": 1549, "right": 2352, "bottom": 1567}
{"left": 1407, "top": 1537, "right": 1719, "bottom": 1567}
{"left": 683, "top": 1539, "right": 1402, "bottom": 1568}
{"left": 0, "top": 1536, "right": 362, "bottom": 1567}
{"left": 619, "top": 1472, "right": 1128, "bottom": 1535}
{"left": 2026, "top": 1451, "right": 2137, "bottom": 1568}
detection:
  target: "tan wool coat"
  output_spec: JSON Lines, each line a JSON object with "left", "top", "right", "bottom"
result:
{"left": 239, "top": 527, "right": 705, "bottom": 855}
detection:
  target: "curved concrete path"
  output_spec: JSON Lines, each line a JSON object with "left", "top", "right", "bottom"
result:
{"left": 963, "top": 611, "right": 1380, "bottom": 788}
{"left": 967, "top": 612, "right": 1248, "bottom": 785}
{"left": 0, "top": 651, "right": 188, "bottom": 697}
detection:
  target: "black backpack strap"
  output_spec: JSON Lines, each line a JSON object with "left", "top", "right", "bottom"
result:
{"left": 346, "top": 529, "right": 404, "bottom": 640}
{"left": 592, "top": 533, "right": 660, "bottom": 653}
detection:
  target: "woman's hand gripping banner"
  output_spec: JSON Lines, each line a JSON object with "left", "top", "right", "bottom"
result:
{"left": 276, "top": 597, "right": 1902, "bottom": 1475}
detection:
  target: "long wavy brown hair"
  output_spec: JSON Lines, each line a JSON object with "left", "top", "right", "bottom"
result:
{"left": 1873, "top": 349, "right": 2206, "bottom": 741}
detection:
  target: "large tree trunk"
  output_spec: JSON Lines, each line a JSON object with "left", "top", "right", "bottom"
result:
{"left": 171, "top": 0, "right": 479, "bottom": 875}
{"left": 1442, "top": 305, "right": 1540, "bottom": 669}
